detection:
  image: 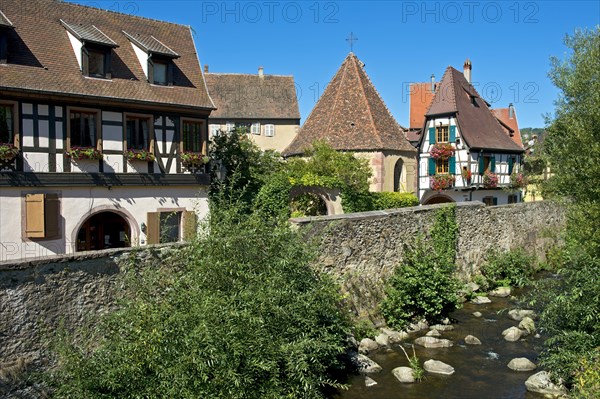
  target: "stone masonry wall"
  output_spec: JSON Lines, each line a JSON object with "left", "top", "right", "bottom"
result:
{"left": 291, "top": 201, "right": 566, "bottom": 323}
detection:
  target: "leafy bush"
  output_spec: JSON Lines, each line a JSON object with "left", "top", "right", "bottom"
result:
{"left": 49, "top": 205, "right": 350, "bottom": 398}
{"left": 371, "top": 192, "right": 419, "bottom": 210}
{"left": 572, "top": 350, "right": 600, "bottom": 399}
{"left": 254, "top": 172, "right": 293, "bottom": 218}
{"left": 350, "top": 319, "right": 377, "bottom": 342}
{"left": 381, "top": 206, "right": 461, "bottom": 329}
{"left": 480, "top": 248, "right": 536, "bottom": 288}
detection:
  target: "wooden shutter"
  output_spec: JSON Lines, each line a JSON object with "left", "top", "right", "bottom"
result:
{"left": 449, "top": 156, "right": 456, "bottom": 175}
{"left": 182, "top": 211, "right": 198, "bottom": 241}
{"left": 428, "top": 127, "right": 436, "bottom": 144}
{"left": 493, "top": 197, "right": 498, "bottom": 206}
{"left": 146, "top": 212, "right": 160, "bottom": 244}
{"left": 478, "top": 156, "right": 485, "bottom": 175}
{"left": 167, "top": 62, "right": 174, "bottom": 86}
{"left": 44, "top": 194, "right": 60, "bottom": 238}
{"left": 81, "top": 46, "right": 89, "bottom": 76}
{"left": 25, "top": 194, "right": 45, "bottom": 238}
{"left": 508, "top": 157, "right": 515, "bottom": 175}
{"left": 105, "top": 50, "right": 112, "bottom": 79}
{"left": 490, "top": 156, "right": 497, "bottom": 172}
{"left": 449, "top": 125, "right": 456, "bottom": 142}
{"left": 428, "top": 158, "right": 436, "bottom": 176}
{"left": 147, "top": 58, "right": 154, "bottom": 83}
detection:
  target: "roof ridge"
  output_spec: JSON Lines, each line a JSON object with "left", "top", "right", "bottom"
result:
{"left": 55, "top": 0, "right": 190, "bottom": 28}
{"left": 425, "top": 66, "right": 451, "bottom": 115}
{"left": 352, "top": 55, "right": 384, "bottom": 147}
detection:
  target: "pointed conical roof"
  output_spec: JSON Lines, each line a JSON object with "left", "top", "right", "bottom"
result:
{"left": 283, "top": 53, "right": 415, "bottom": 156}
{"left": 425, "top": 67, "right": 523, "bottom": 152}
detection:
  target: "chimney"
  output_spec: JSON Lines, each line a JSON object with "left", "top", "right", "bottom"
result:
{"left": 509, "top": 103, "right": 515, "bottom": 119}
{"left": 204, "top": 64, "right": 209, "bottom": 73}
{"left": 463, "top": 58, "right": 472, "bottom": 83}
{"left": 430, "top": 74, "right": 435, "bottom": 93}
{"left": 258, "top": 66, "right": 264, "bottom": 78}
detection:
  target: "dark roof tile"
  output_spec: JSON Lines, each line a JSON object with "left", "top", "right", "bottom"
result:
{"left": 283, "top": 53, "right": 415, "bottom": 156}
{"left": 0, "top": 9, "right": 14, "bottom": 27}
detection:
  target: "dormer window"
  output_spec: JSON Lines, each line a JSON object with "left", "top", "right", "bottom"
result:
{"left": 61, "top": 20, "right": 118, "bottom": 79}
{"left": 0, "top": 9, "right": 15, "bottom": 64}
{"left": 123, "top": 31, "right": 179, "bottom": 86}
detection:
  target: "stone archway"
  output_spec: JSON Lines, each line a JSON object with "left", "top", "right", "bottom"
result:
{"left": 74, "top": 211, "right": 133, "bottom": 252}
{"left": 289, "top": 186, "right": 344, "bottom": 216}
{"left": 423, "top": 194, "right": 455, "bottom": 205}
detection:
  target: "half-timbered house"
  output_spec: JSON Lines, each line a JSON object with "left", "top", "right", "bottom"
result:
{"left": 0, "top": 0, "right": 214, "bottom": 261}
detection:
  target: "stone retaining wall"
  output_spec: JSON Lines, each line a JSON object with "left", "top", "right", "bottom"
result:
{"left": 291, "top": 201, "right": 566, "bottom": 323}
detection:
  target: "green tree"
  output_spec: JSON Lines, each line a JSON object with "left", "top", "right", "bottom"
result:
{"left": 49, "top": 204, "right": 350, "bottom": 398}
{"left": 532, "top": 27, "right": 600, "bottom": 391}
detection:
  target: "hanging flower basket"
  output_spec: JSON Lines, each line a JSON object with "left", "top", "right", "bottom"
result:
{"left": 126, "top": 148, "right": 155, "bottom": 162}
{"left": 429, "top": 143, "right": 455, "bottom": 160}
{"left": 66, "top": 146, "right": 103, "bottom": 160}
{"left": 181, "top": 152, "right": 210, "bottom": 168}
{"left": 483, "top": 171, "right": 499, "bottom": 188}
{"left": 430, "top": 174, "right": 455, "bottom": 192}
{"left": 509, "top": 172, "right": 527, "bottom": 189}
{"left": 0, "top": 143, "right": 20, "bottom": 161}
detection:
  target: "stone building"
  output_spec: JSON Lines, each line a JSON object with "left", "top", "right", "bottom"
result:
{"left": 0, "top": 0, "right": 214, "bottom": 261}
{"left": 283, "top": 53, "right": 417, "bottom": 193}
{"left": 204, "top": 66, "right": 300, "bottom": 153}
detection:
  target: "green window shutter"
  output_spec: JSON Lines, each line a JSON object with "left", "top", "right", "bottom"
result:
{"left": 449, "top": 156, "right": 456, "bottom": 175}
{"left": 429, "top": 127, "right": 436, "bottom": 144}
{"left": 491, "top": 156, "right": 497, "bottom": 172}
{"left": 449, "top": 125, "right": 456, "bottom": 142}
{"left": 508, "top": 157, "right": 514, "bottom": 175}
{"left": 428, "top": 158, "right": 437, "bottom": 175}
{"left": 478, "top": 156, "right": 485, "bottom": 175}
{"left": 493, "top": 197, "right": 498, "bottom": 206}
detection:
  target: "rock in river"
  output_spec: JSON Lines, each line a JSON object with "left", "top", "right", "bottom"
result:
{"left": 414, "top": 336, "right": 453, "bottom": 348}
{"left": 392, "top": 366, "right": 415, "bottom": 383}
{"left": 472, "top": 296, "right": 492, "bottom": 304}
{"left": 465, "top": 335, "right": 482, "bottom": 345}
{"left": 508, "top": 309, "right": 536, "bottom": 321}
{"left": 508, "top": 357, "right": 537, "bottom": 371}
{"left": 424, "top": 359, "right": 455, "bottom": 375}
{"left": 525, "top": 371, "right": 567, "bottom": 396}
{"left": 359, "top": 338, "right": 379, "bottom": 354}
{"left": 502, "top": 326, "right": 523, "bottom": 342}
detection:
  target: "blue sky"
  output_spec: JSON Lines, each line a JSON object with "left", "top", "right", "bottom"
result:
{"left": 74, "top": 1, "right": 599, "bottom": 128}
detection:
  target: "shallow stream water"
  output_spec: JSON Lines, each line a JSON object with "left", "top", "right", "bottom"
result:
{"left": 333, "top": 288, "right": 547, "bottom": 399}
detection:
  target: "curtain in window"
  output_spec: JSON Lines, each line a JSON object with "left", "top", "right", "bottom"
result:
{"left": 0, "top": 106, "right": 13, "bottom": 143}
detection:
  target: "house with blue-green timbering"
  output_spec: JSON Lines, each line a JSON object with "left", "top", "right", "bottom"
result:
{"left": 416, "top": 60, "right": 525, "bottom": 205}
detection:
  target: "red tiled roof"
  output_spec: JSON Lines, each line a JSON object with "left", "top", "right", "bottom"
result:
{"left": 409, "top": 82, "right": 435, "bottom": 129}
{"left": 0, "top": 0, "right": 214, "bottom": 110}
{"left": 492, "top": 107, "right": 524, "bottom": 148}
{"left": 283, "top": 53, "right": 415, "bottom": 156}
{"left": 204, "top": 73, "right": 300, "bottom": 119}
{"left": 426, "top": 67, "right": 523, "bottom": 152}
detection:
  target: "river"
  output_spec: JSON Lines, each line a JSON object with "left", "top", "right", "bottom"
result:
{"left": 333, "top": 286, "right": 548, "bottom": 399}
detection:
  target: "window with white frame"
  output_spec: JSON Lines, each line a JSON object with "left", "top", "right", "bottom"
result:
{"left": 225, "top": 122, "right": 234, "bottom": 132}
{"left": 264, "top": 124, "right": 275, "bottom": 137}
{"left": 251, "top": 122, "right": 261, "bottom": 135}
{"left": 209, "top": 124, "right": 220, "bottom": 137}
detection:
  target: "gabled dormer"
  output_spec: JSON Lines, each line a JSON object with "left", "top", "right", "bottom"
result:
{"left": 123, "top": 31, "right": 179, "bottom": 86}
{"left": 0, "top": 9, "right": 14, "bottom": 64}
{"left": 60, "top": 20, "right": 119, "bottom": 79}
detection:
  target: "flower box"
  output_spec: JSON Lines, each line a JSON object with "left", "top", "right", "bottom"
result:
{"left": 126, "top": 148, "right": 155, "bottom": 162}
{"left": 181, "top": 152, "right": 209, "bottom": 168}
{"left": 430, "top": 174, "right": 455, "bottom": 192}
{"left": 483, "top": 171, "right": 498, "bottom": 188}
{"left": 429, "top": 143, "right": 455, "bottom": 160}
{"left": 66, "top": 146, "right": 103, "bottom": 160}
{"left": 0, "top": 143, "right": 20, "bottom": 161}
{"left": 509, "top": 172, "right": 527, "bottom": 189}
{"left": 461, "top": 169, "right": 472, "bottom": 185}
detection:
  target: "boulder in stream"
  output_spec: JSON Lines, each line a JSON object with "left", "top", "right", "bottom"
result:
{"left": 364, "top": 376, "right": 378, "bottom": 387}
{"left": 354, "top": 353, "right": 382, "bottom": 374}
{"left": 508, "top": 309, "right": 536, "bottom": 321}
{"left": 424, "top": 359, "right": 455, "bottom": 375}
{"left": 380, "top": 328, "right": 408, "bottom": 344}
{"left": 414, "top": 336, "right": 453, "bottom": 348}
{"left": 472, "top": 311, "right": 483, "bottom": 318}
{"left": 524, "top": 371, "right": 567, "bottom": 396}
{"left": 489, "top": 286, "right": 512, "bottom": 297}
{"left": 375, "top": 333, "right": 390, "bottom": 347}
{"left": 392, "top": 366, "right": 416, "bottom": 383}
{"left": 430, "top": 324, "right": 454, "bottom": 332}
{"left": 426, "top": 329, "right": 441, "bottom": 337}
{"left": 519, "top": 317, "right": 536, "bottom": 334}
{"left": 465, "top": 335, "right": 482, "bottom": 345}
{"left": 472, "top": 296, "right": 492, "bottom": 304}
{"left": 508, "top": 357, "right": 537, "bottom": 371}
{"left": 502, "top": 326, "right": 523, "bottom": 342}
{"left": 359, "top": 338, "right": 379, "bottom": 354}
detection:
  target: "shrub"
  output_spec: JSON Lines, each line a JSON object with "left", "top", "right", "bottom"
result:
{"left": 371, "top": 192, "right": 419, "bottom": 210}
{"left": 49, "top": 205, "right": 350, "bottom": 398}
{"left": 381, "top": 206, "right": 461, "bottom": 329}
{"left": 480, "top": 248, "right": 536, "bottom": 288}
{"left": 572, "top": 349, "right": 600, "bottom": 399}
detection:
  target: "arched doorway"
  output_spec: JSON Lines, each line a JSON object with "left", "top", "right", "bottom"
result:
{"left": 76, "top": 211, "right": 131, "bottom": 251}
{"left": 393, "top": 159, "right": 403, "bottom": 192}
{"left": 423, "top": 195, "right": 455, "bottom": 205}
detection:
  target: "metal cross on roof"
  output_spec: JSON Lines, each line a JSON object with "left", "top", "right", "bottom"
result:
{"left": 346, "top": 32, "right": 358, "bottom": 52}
